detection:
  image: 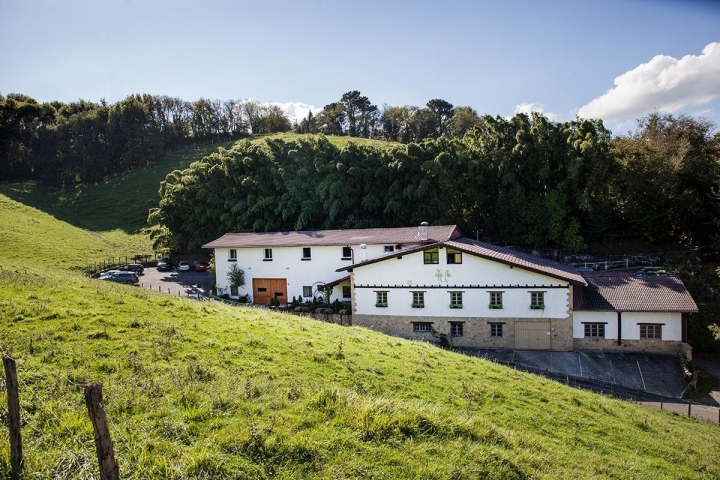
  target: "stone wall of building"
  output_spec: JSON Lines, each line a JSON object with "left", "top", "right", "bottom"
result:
{"left": 352, "top": 314, "right": 574, "bottom": 351}
{"left": 572, "top": 337, "right": 684, "bottom": 354}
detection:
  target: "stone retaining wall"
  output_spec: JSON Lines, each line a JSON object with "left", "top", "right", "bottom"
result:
{"left": 352, "top": 314, "right": 574, "bottom": 351}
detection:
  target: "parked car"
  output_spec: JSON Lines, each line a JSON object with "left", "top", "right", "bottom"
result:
{"left": 178, "top": 260, "right": 191, "bottom": 271}
{"left": 99, "top": 271, "right": 139, "bottom": 285}
{"left": 118, "top": 263, "right": 144, "bottom": 274}
{"left": 157, "top": 258, "right": 172, "bottom": 271}
{"left": 195, "top": 261, "right": 208, "bottom": 272}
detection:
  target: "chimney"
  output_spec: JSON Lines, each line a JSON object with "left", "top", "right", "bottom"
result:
{"left": 360, "top": 244, "right": 368, "bottom": 262}
{"left": 418, "top": 221, "right": 429, "bottom": 242}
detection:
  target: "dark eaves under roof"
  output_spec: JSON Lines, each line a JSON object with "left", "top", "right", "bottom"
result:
{"left": 337, "top": 237, "right": 587, "bottom": 286}
{"left": 202, "top": 225, "right": 462, "bottom": 249}
{"left": 574, "top": 272, "right": 698, "bottom": 312}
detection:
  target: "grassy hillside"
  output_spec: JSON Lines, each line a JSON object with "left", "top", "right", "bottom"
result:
{"left": 0, "top": 134, "right": 395, "bottom": 260}
{"left": 2, "top": 268, "right": 720, "bottom": 479}
{"left": 1, "top": 193, "right": 719, "bottom": 479}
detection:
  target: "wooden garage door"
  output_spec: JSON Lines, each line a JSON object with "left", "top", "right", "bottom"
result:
{"left": 515, "top": 321, "right": 552, "bottom": 350}
{"left": 253, "top": 278, "right": 287, "bottom": 305}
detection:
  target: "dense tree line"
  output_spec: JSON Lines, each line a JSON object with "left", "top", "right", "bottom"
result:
{"left": 296, "top": 91, "right": 482, "bottom": 141}
{"left": 0, "top": 94, "right": 292, "bottom": 185}
{"left": 149, "top": 112, "right": 720, "bottom": 253}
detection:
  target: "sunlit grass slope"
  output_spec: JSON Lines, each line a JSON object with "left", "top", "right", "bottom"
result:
{"left": 0, "top": 194, "right": 122, "bottom": 271}
{"left": 1, "top": 267, "right": 719, "bottom": 478}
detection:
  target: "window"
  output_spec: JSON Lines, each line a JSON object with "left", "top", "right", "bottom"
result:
{"left": 342, "top": 246, "right": 352, "bottom": 259}
{"left": 303, "top": 286, "right": 312, "bottom": 297}
{"left": 584, "top": 323, "right": 605, "bottom": 338}
{"left": 449, "top": 291, "right": 463, "bottom": 309}
{"left": 413, "top": 322, "right": 432, "bottom": 332}
{"left": 342, "top": 286, "right": 351, "bottom": 298}
{"left": 412, "top": 291, "right": 425, "bottom": 308}
{"left": 375, "top": 291, "right": 388, "bottom": 307}
{"left": 384, "top": 245, "right": 395, "bottom": 252}
{"left": 446, "top": 248, "right": 462, "bottom": 264}
{"left": 640, "top": 324, "right": 662, "bottom": 339}
{"left": 229, "top": 249, "right": 237, "bottom": 261}
{"left": 264, "top": 248, "right": 273, "bottom": 260}
{"left": 530, "top": 292, "right": 545, "bottom": 309}
{"left": 423, "top": 248, "right": 439, "bottom": 264}
{"left": 490, "top": 323, "right": 503, "bottom": 337}
{"left": 302, "top": 247, "right": 312, "bottom": 260}
{"left": 230, "top": 285, "right": 238, "bottom": 296}
{"left": 489, "top": 291, "right": 503, "bottom": 309}
{"left": 450, "top": 322, "right": 464, "bottom": 336}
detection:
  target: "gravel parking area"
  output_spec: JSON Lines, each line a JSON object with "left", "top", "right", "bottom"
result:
{"left": 138, "top": 267, "right": 214, "bottom": 298}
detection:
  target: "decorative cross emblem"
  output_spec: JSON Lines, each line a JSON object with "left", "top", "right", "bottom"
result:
{"left": 435, "top": 269, "right": 452, "bottom": 282}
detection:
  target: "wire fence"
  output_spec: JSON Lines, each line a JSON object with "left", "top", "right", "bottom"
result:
{"left": 473, "top": 352, "right": 720, "bottom": 424}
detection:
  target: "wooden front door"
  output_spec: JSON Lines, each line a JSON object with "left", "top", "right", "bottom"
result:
{"left": 252, "top": 278, "right": 287, "bottom": 305}
{"left": 515, "top": 321, "right": 552, "bottom": 350}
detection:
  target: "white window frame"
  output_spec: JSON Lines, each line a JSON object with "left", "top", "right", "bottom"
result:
{"left": 375, "top": 291, "right": 388, "bottom": 307}
{"left": 264, "top": 248, "right": 272, "bottom": 260}
{"left": 341, "top": 246, "right": 352, "bottom": 259}
{"left": 229, "top": 249, "right": 237, "bottom": 261}
{"left": 584, "top": 323, "right": 605, "bottom": 338}
{"left": 490, "top": 323, "right": 503, "bottom": 337}
{"left": 412, "top": 291, "right": 425, "bottom": 308}
{"left": 530, "top": 291, "right": 545, "bottom": 309}
{"left": 449, "top": 291, "right": 463, "bottom": 309}
{"left": 303, "top": 286, "right": 312, "bottom": 297}
{"left": 489, "top": 291, "right": 503, "bottom": 309}
{"left": 412, "top": 322, "right": 432, "bottom": 332}
{"left": 640, "top": 324, "right": 662, "bottom": 339}
{"left": 302, "top": 247, "right": 311, "bottom": 260}
{"left": 450, "top": 322, "right": 464, "bottom": 336}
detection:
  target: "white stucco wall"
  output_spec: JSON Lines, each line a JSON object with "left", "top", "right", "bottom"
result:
{"left": 573, "top": 311, "right": 682, "bottom": 341}
{"left": 351, "top": 248, "right": 571, "bottom": 319}
{"left": 213, "top": 242, "right": 404, "bottom": 302}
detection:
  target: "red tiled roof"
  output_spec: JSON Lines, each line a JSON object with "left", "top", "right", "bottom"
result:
{"left": 338, "top": 238, "right": 587, "bottom": 285}
{"left": 202, "top": 225, "right": 462, "bottom": 248}
{"left": 574, "top": 272, "right": 698, "bottom": 312}
{"left": 320, "top": 275, "right": 351, "bottom": 290}
{"left": 445, "top": 238, "right": 587, "bottom": 285}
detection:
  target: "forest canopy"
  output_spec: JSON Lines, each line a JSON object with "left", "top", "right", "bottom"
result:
{"left": 2, "top": 91, "right": 718, "bottom": 253}
{"left": 149, "top": 112, "right": 720, "bottom": 254}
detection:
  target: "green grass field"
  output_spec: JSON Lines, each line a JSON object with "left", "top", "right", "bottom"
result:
{"left": 1, "top": 135, "right": 719, "bottom": 479}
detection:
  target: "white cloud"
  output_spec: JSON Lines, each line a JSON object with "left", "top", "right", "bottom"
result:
{"left": 265, "top": 101, "right": 321, "bottom": 124}
{"left": 578, "top": 42, "right": 720, "bottom": 121}
{"left": 511, "top": 102, "right": 558, "bottom": 121}
{"left": 234, "top": 99, "right": 322, "bottom": 125}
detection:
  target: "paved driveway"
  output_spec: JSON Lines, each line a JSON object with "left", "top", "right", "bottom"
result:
{"left": 138, "top": 267, "right": 215, "bottom": 298}
{"left": 467, "top": 348, "right": 691, "bottom": 398}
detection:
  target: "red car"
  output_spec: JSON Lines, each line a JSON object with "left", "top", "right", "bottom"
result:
{"left": 195, "top": 261, "right": 208, "bottom": 272}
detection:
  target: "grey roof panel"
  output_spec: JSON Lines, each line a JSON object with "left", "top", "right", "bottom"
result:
{"left": 203, "top": 225, "right": 462, "bottom": 249}
{"left": 574, "top": 272, "right": 698, "bottom": 312}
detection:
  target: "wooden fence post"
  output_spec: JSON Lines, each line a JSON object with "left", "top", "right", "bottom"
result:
{"left": 3, "top": 355, "right": 23, "bottom": 479}
{"left": 84, "top": 382, "right": 120, "bottom": 480}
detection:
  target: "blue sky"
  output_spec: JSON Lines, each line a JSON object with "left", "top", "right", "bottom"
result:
{"left": 1, "top": 0, "right": 719, "bottom": 134}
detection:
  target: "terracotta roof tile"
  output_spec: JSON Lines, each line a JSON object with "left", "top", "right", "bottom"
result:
{"left": 445, "top": 238, "right": 587, "bottom": 285}
{"left": 574, "top": 272, "right": 698, "bottom": 312}
{"left": 203, "top": 225, "right": 462, "bottom": 249}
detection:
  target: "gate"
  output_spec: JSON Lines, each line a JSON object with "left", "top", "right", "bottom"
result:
{"left": 515, "top": 321, "right": 552, "bottom": 349}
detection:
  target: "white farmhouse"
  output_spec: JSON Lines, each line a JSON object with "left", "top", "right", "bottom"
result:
{"left": 202, "top": 223, "right": 461, "bottom": 305}
{"left": 203, "top": 223, "right": 697, "bottom": 353}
